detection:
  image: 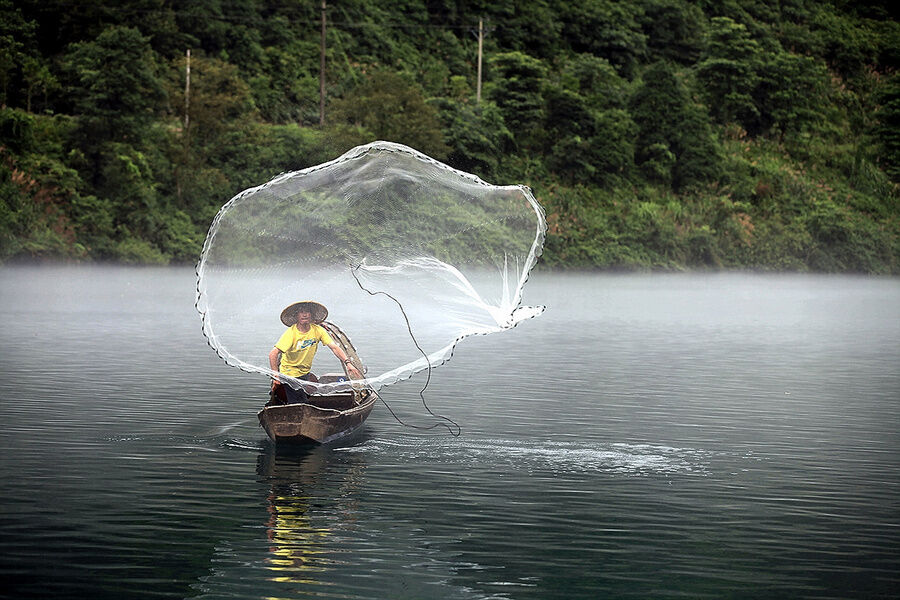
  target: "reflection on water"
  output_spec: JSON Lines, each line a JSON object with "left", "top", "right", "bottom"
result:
{"left": 260, "top": 451, "right": 333, "bottom": 584}
{"left": 257, "top": 447, "right": 367, "bottom": 586}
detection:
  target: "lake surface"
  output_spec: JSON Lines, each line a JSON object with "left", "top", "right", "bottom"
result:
{"left": 1, "top": 266, "right": 898, "bottom": 599}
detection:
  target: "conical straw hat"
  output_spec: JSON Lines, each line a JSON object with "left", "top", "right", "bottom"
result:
{"left": 280, "top": 301, "right": 328, "bottom": 326}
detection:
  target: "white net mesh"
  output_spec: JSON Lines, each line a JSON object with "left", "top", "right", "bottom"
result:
{"left": 196, "top": 141, "right": 546, "bottom": 394}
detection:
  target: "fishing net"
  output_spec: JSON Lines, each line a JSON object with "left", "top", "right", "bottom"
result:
{"left": 196, "top": 141, "right": 546, "bottom": 395}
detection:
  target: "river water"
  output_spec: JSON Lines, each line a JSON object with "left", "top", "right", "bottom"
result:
{"left": 1, "top": 266, "right": 898, "bottom": 599}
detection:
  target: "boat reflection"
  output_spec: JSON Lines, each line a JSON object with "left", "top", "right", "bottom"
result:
{"left": 255, "top": 440, "right": 369, "bottom": 585}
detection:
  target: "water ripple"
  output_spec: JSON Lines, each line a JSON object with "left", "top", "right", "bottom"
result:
{"left": 338, "top": 437, "right": 712, "bottom": 476}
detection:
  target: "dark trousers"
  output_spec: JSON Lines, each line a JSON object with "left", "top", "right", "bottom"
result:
{"left": 283, "top": 374, "right": 312, "bottom": 404}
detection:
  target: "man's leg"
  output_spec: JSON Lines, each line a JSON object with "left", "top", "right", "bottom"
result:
{"left": 283, "top": 374, "right": 311, "bottom": 404}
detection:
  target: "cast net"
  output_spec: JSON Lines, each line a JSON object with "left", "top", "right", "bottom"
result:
{"left": 196, "top": 141, "right": 546, "bottom": 395}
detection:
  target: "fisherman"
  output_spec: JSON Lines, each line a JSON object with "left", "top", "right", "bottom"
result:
{"left": 269, "top": 301, "right": 361, "bottom": 404}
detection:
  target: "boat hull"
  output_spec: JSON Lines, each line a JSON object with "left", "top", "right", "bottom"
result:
{"left": 257, "top": 391, "right": 376, "bottom": 445}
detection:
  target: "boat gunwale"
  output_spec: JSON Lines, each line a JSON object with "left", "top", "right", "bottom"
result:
{"left": 259, "top": 392, "right": 377, "bottom": 418}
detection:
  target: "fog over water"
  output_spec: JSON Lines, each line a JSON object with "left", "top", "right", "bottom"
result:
{"left": 1, "top": 266, "right": 898, "bottom": 599}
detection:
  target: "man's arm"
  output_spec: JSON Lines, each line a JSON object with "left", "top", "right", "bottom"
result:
{"left": 268, "top": 347, "right": 282, "bottom": 388}
{"left": 325, "top": 342, "right": 362, "bottom": 378}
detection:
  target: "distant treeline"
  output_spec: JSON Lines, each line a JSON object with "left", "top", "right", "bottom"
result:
{"left": 1, "top": 0, "right": 898, "bottom": 272}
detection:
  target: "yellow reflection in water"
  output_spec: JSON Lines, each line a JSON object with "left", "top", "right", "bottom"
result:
{"left": 265, "top": 492, "right": 332, "bottom": 583}
{"left": 258, "top": 446, "right": 366, "bottom": 588}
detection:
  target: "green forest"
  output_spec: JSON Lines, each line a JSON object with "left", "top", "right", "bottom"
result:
{"left": 1, "top": 0, "right": 898, "bottom": 272}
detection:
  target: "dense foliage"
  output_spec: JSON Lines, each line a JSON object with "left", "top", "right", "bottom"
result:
{"left": 1, "top": 0, "right": 897, "bottom": 272}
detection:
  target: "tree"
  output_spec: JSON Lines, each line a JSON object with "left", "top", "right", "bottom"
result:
{"left": 173, "top": 0, "right": 265, "bottom": 72}
{"left": 433, "top": 98, "right": 512, "bottom": 181}
{"left": 164, "top": 53, "right": 257, "bottom": 212}
{"left": 558, "top": 0, "right": 647, "bottom": 78}
{"left": 490, "top": 0, "right": 562, "bottom": 59}
{"left": 755, "top": 51, "right": 830, "bottom": 137}
{"left": 0, "top": 0, "right": 37, "bottom": 107}
{"left": 251, "top": 16, "right": 319, "bottom": 124}
{"left": 557, "top": 53, "right": 630, "bottom": 111}
{"left": 672, "top": 105, "right": 722, "bottom": 190}
{"left": 167, "top": 54, "right": 255, "bottom": 149}
{"left": 329, "top": 70, "right": 449, "bottom": 160}
{"left": 809, "top": 6, "right": 877, "bottom": 81}
{"left": 631, "top": 62, "right": 686, "bottom": 160}
{"left": 486, "top": 51, "right": 547, "bottom": 147}
{"left": 695, "top": 16, "right": 762, "bottom": 128}
{"left": 631, "top": 62, "right": 721, "bottom": 190}
{"left": 58, "top": 27, "right": 175, "bottom": 261}
{"left": 21, "top": 56, "right": 56, "bottom": 113}
{"left": 638, "top": 0, "right": 708, "bottom": 65}
{"left": 61, "top": 26, "right": 166, "bottom": 145}
{"left": 874, "top": 73, "right": 900, "bottom": 181}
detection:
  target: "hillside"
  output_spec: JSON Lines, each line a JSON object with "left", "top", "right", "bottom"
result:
{"left": 1, "top": 0, "right": 898, "bottom": 272}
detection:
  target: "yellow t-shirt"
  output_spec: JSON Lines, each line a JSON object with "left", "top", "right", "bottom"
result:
{"left": 275, "top": 324, "right": 335, "bottom": 377}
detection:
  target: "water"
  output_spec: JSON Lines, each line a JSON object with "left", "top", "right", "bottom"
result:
{"left": 1, "top": 266, "right": 898, "bottom": 599}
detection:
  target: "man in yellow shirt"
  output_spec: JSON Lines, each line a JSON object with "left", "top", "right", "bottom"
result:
{"left": 268, "top": 301, "right": 361, "bottom": 404}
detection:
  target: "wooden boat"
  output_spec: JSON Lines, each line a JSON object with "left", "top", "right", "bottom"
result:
{"left": 258, "top": 322, "right": 377, "bottom": 445}
{"left": 258, "top": 387, "right": 376, "bottom": 445}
